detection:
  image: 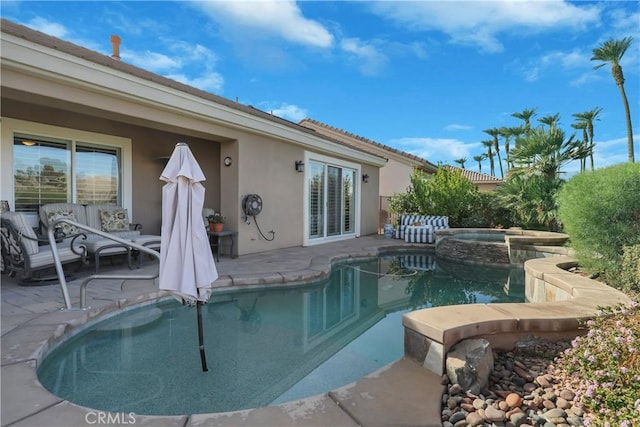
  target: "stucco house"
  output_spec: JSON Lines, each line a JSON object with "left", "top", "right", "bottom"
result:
{"left": 0, "top": 19, "right": 387, "bottom": 257}
{"left": 444, "top": 166, "right": 503, "bottom": 192}
{"left": 298, "top": 119, "right": 438, "bottom": 229}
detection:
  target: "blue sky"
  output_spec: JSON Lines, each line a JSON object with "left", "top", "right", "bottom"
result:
{"left": 3, "top": 1, "right": 638, "bottom": 176}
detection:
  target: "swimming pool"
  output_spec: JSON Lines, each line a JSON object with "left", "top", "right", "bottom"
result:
{"left": 37, "top": 252, "right": 524, "bottom": 416}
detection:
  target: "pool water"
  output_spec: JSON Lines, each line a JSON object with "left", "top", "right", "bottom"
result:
{"left": 37, "top": 253, "right": 524, "bottom": 416}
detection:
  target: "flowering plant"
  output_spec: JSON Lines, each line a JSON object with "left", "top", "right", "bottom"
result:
{"left": 556, "top": 301, "right": 639, "bottom": 426}
{"left": 207, "top": 213, "right": 225, "bottom": 224}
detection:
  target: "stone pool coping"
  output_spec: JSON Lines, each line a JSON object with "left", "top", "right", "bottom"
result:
{"left": 403, "top": 255, "right": 633, "bottom": 376}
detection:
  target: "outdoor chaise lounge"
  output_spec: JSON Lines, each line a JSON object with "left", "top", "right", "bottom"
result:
{"left": 395, "top": 215, "right": 449, "bottom": 244}
{"left": 0, "top": 211, "right": 86, "bottom": 283}
{"left": 39, "top": 203, "right": 161, "bottom": 272}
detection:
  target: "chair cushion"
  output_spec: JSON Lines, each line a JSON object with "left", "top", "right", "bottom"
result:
{"left": 29, "top": 245, "right": 83, "bottom": 268}
{"left": 46, "top": 210, "right": 79, "bottom": 236}
{"left": 2, "top": 212, "right": 39, "bottom": 255}
{"left": 40, "top": 203, "right": 87, "bottom": 233}
{"left": 99, "top": 208, "right": 129, "bottom": 232}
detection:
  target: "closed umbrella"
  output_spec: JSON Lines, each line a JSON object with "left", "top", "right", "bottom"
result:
{"left": 159, "top": 142, "right": 218, "bottom": 372}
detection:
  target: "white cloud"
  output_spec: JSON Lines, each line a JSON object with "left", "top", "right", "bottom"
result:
{"left": 122, "top": 51, "right": 182, "bottom": 72}
{"left": 264, "top": 103, "right": 308, "bottom": 122}
{"left": 515, "top": 49, "right": 591, "bottom": 82}
{"left": 388, "top": 137, "right": 479, "bottom": 164}
{"left": 369, "top": 1, "right": 601, "bottom": 53}
{"left": 194, "top": 0, "right": 333, "bottom": 48}
{"left": 340, "top": 38, "right": 388, "bottom": 76}
{"left": 24, "top": 17, "right": 68, "bottom": 38}
{"left": 445, "top": 124, "right": 473, "bottom": 131}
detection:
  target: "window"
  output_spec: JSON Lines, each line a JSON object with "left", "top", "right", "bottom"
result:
{"left": 306, "top": 157, "right": 358, "bottom": 242}
{"left": 13, "top": 135, "right": 121, "bottom": 213}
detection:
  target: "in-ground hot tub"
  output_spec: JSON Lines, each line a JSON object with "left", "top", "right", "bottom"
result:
{"left": 435, "top": 228, "right": 570, "bottom": 265}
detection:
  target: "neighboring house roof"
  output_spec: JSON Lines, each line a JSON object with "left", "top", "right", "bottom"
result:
{"left": 0, "top": 19, "right": 386, "bottom": 167}
{"left": 445, "top": 165, "right": 504, "bottom": 185}
{"left": 299, "top": 118, "right": 438, "bottom": 173}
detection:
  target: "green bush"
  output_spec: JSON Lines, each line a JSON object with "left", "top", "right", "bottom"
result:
{"left": 557, "top": 163, "right": 640, "bottom": 284}
{"left": 619, "top": 245, "right": 640, "bottom": 296}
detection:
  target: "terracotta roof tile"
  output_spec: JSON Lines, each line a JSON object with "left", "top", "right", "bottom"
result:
{"left": 445, "top": 165, "right": 503, "bottom": 184}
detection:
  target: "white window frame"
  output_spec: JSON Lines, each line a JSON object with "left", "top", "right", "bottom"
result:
{"left": 1, "top": 117, "right": 132, "bottom": 226}
{"left": 302, "top": 151, "right": 361, "bottom": 246}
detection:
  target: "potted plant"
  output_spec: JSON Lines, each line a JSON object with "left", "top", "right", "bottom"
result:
{"left": 207, "top": 213, "right": 225, "bottom": 232}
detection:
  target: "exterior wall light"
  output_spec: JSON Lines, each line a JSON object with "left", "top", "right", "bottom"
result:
{"left": 295, "top": 160, "right": 305, "bottom": 173}
{"left": 362, "top": 174, "right": 369, "bottom": 183}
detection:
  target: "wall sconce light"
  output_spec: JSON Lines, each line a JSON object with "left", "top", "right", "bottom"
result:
{"left": 295, "top": 160, "right": 305, "bottom": 173}
{"left": 362, "top": 174, "right": 370, "bottom": 183}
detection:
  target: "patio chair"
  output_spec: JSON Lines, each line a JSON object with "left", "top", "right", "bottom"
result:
{"left": 0, "top": 212, "right": 86, "bottom": 283}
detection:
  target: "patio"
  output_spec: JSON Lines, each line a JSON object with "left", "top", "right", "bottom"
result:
{"left": 1, "top": 235, "right": 445, "bottom": 427}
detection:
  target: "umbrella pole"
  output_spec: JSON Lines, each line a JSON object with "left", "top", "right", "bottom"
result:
{"left": 197, "top": 301, "right": 208, "bottom": 372}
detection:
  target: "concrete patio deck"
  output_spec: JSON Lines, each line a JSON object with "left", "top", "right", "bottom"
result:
{"left": 1, "top": 235, "right": 445, "bottom": 427}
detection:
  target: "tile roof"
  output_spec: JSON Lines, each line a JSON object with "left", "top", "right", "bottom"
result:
{"left": 299, "top": 118, "right": 437, "bottom": 171}
{"left": 0, "top": 18, "right": 383, "bottom": 162}
{"left": 445, "top": 165, "right": 503, "bottom": 184}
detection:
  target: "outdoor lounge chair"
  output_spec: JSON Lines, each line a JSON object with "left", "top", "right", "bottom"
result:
{"left": 0, "top": 211, "right": 86, "bottom": 283}
{"left": 39, "top": 203, "right": 161, "bottom": 272}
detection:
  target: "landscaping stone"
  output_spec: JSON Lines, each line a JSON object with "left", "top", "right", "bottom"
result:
{"left": 440, "top": 337, "right": 590, "bottom": 427}
{"left": 446, "top": 339, "right": 494, "bottom": 395}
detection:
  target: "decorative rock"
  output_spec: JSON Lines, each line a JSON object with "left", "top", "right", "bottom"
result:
{"left": 466, "top": 412, "right": 485, "bottom": 427}
{"left": 567, "top": 415, "right": 584, "bottom": 426}
{"left": 542, "top": 408, "right": 567, "bottom": 421}
{"left": 442, "top": 374, "right": 451, "bottom": 385}
{"left": 569, "top": 406, "right": 583, "bottom": 417}
{"left": 485, "top": 406, "right": 506, "bottom": 422}
{"left": 446, "top": 339, "right": 494, "bottom": 395}
{"left": 449, "top": 411, "right": 466, "bottom": 424}
{"left": 559, "top": 389, "right": 575, "bottom": 401}
{"left": 542, "top": 400, "right": 556, "bottom": 410}
{"left": 510, "top": 412, "right": 528, "bottom": 427}
{"left": 536, "top": 375, "right": 551, "bottom": 388}
{"left": 473, "top": 398, "right": 486, "bottom": 410}
{"left": 498, "top": 400, "right": 509, "bottom": 411}
{"left": 450, "top": 383, "right": 463, "bottom": 395}
{"left": 556, "top": 397, "right": 570, "bottom": 409}
{"left": 460, "top": 403, "right": 475, "bottom": 412}
{"left": 514, "top": 366, "right": 534, "bottom": 382}
{"left": 447, "top": 397, "right": 458, "bottom": 410}
{"left": 442, "top": 422, "right": 454, "bottom": 427}
{"left": 523, "top": 383, "right": 536, "bottom": 393}
{"left": 506, "top": 393, "right": 523, "bottom": 408}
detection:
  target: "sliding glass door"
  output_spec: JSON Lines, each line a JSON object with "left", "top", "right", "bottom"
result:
{"left": 308, "top": 159, "right": 357, "bottom": 241}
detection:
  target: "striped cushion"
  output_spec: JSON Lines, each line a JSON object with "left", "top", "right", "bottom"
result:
{"left": 404, "top": 225, "right": 434, "bottom": 243}
{"left": 2, "top": 212, "right": 39, "bottom": 255}
{"left": 399, "top": 254, "right": 435, "bottom": 271}
{"left": 395, "top": 215, "right": 449, "bottom": 239}
{"left": 28, "top": 245, "right": 83, "bottom": 268}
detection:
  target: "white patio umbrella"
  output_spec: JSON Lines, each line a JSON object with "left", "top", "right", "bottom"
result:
{"left": 159, "top": 142, "right": 218, "bottom": 371}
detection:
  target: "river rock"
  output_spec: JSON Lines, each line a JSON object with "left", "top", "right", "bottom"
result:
{"left": 536, "top": 375, "right": 551, "bottom": 388}
{"left": 542, "top": 408, "right": 566, "bottom": 421}
{"left": 466, "top": 412, "right": 485, "bottom": 427}
{"left": 446, "top": 339, "right": 494, "bottom": 395}
{"left": 559, "top": 389, "right": 575, "bottom": 401}
{"left": 506, "top": 393, "right": 523, "bottom": 408}
{"left": 449, "top": 411, "right": 466, "bottom": 424}
{"left": 485, "top": 406, "right": 506, "bottom": 422}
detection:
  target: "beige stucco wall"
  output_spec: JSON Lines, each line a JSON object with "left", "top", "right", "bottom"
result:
{"left": 380, "top": 159, "right": 413, "bottom": 197}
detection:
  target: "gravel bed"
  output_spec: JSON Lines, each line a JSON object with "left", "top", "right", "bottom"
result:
{"left": 441, "top": 337, "right": 585, "bottom": 427}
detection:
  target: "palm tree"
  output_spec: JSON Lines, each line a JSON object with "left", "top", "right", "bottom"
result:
{"left": 481, "top": 140, "right": 495, "bottom": 176}
{"left": 538, "top": 113, "right": 561, "bottom": 132}
{"left": 591, "top": 37, "right": 635, "bottom": 162}
{"left": 511, "top": 108, "right": 537, "bottom": 134}
{"left": 571, "top": 121, "right": 589, "bottom": 172}
{"left": 453, "top": 158, "right": 467, "bottom": 169}
{"left": 483, "top": 128, "right": 504, "bottom": 178}
{"left": 473, "top": 154, "right": 486, "bottom": 173}
{"left": 572, "top": 107, "right": 602, "bottom": 170}
{"left": 499, "top": 126, "right": 524, "bottom": 172}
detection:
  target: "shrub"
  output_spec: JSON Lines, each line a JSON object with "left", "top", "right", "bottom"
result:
{"left": 619, "top": 245, "right": 640, "bottom": 296}
{"left": 557, "top": 163, "right": 640, "bottom": 283}
{"left": 388, "top": 167, "right": 480, "bottom": 227}
{"left": 556, "top": 302, "right": 640, "bottom": 426}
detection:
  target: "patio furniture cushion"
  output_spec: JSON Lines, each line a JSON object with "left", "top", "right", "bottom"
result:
{"left": 399, "top": 254, "right": 436, "bottom": 271}
{"left": 46, "top": 210, "right": 79, "bottom": 236}
{"left": 395, "top": 215, "right": 449, "bottom": 240}
{"left": 39, "top": 203, "right": 88, "bottom": 234}
{"left": 404, "top": 225, "right": 434, "bottom": 244}
{"left": 2, "top": 212, "right": 39, "bottom": 255}
{"left": 99, "top": 208, "right": 129, "bottom": 232}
